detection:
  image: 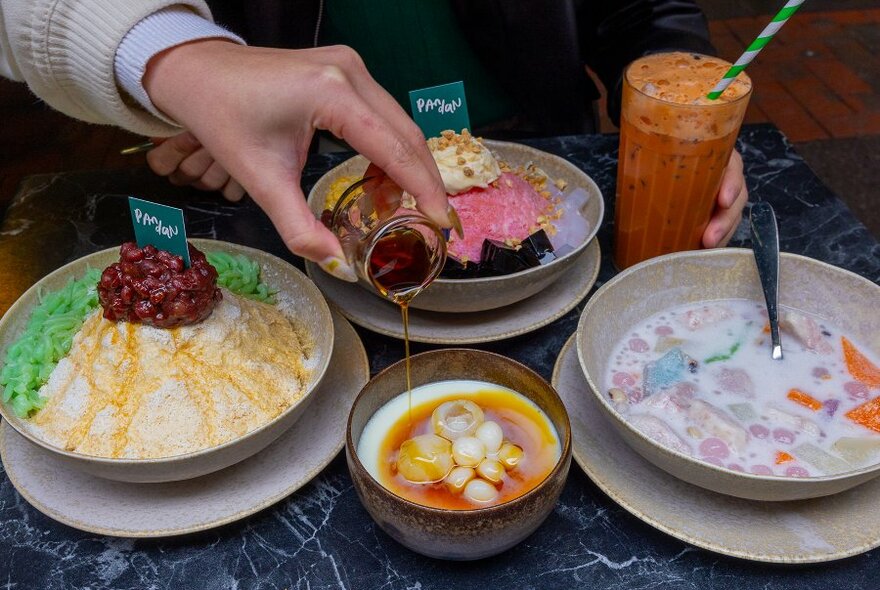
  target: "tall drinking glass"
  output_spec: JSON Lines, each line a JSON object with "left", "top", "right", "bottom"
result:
{"left": 614, "top": 52, "right": 752, "bottom": 270}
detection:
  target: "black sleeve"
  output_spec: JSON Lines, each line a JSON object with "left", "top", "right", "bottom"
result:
{"left": 576, "top": 0, "right": 716, "bottom": 124}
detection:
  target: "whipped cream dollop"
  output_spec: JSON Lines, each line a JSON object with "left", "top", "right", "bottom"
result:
{"left": 428, "top": 129, "right": 501, "bottom": 195}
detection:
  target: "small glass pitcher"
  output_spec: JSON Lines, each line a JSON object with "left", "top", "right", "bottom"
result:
{"left": 323, "top": 168, "right": 447, "bottom": 304}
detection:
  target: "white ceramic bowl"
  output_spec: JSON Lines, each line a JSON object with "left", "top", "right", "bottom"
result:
{"left": 576, "top": 248, "right": 880, "bottom": 501}
{"left": 0, "top": 239, "right": 334, "bottom": 483}
{"left": 307, "top": 140, "right": 604, "bottom": 313}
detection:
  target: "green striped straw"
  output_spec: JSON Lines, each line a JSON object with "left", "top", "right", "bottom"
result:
{"left": 707, "top": 0, "right": 806, "bottom": 100}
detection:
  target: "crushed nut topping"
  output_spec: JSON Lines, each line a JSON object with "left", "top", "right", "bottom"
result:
{"left": 503, "top": 237, "right": 524, "bottom": 249}
{"left": 427, "top": 129, "right": 486, "bottom": 155}
{"left": 401, "top": 193, "right": 418, "bottom": 210}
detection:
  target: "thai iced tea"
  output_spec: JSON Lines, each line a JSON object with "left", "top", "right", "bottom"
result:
{"left": 614, "top": 52, "right": 752, "bottom": 269}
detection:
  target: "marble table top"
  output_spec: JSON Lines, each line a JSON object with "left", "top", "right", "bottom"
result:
{"left": 0, "top": 124, "right": 877, "bottom": 589}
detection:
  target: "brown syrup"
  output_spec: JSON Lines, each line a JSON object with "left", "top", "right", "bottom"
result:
{"left": 368, "top": 227, "right": 433, "bottom": 301}
{"left": 378, "top": 389, "right": 560, "bottom": 510}
{"left": 368, "top": 228, "right": 435, "bottom": 424}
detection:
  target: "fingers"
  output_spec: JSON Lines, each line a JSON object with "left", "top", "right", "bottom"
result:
{"left": 703, "top": 205, "right": 741, "bottom": 248}
{"left": 308, "top": 47, "right": 450, "bottom": 229}
{"left": 192, "top": 161, "right": 231, "bottom": 192}
{"left": 222, "top": 179, "right": 246, "bottom": 202}
{"left": 167, "top": 147, "right": 213, "bottom": 186}
{"left": 245, "top": 164, "right": 357, "bottom": 281}
{"left": 153, "top": 140, "right": 245, "bottom": 201}
{"left": 703, "top": 153, "right": 749, "bottom": 248}
{"left": 146, "top": 131, "right": 201, "bottom": 176}
{"left": 718, "top": 151, "right": 744, "bottom": 208}
{"left": 313, "top": 47, "right": 434, "bottom": 169}
{"left": 718, "top": 216, "right": 740, "bottom": 247}
{"left": 320, "top": 90, "right": 451, "bottom": 229}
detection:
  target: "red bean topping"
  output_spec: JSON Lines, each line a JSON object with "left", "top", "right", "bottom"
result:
{"left": 98, "top": 242, "right": 221, "bottom": 328}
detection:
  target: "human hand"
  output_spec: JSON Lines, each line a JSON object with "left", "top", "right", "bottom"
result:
{"left": 702, "top": 150, "right": 748, "bottom": 248}
{"left": 146, "top": 132, "right": 245, "bottom": 202}
{"left": 143, "top": 41, "right": 450, "bottom": 281}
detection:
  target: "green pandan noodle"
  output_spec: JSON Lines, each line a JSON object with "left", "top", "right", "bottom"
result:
{"left": 704, "top": 341, "right": 742, "bottom": 364}
{"left": 206, "top": 251, "right": 278, "bottom": 304}
{"left": 1, "top": 249, "right": 276, "bottom": 418}
{"left": 0, "top": 268, "right": 102, "bottom": 417}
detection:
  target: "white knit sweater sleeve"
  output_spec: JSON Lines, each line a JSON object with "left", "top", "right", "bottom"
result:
{"left": 0, "top": 0, "right": 225, "bottom": 137}
{"left": 115, "top": 7, "right": 244, "bottom": 126}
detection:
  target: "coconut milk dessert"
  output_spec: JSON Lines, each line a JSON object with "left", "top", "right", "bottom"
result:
{"left": 604, "top": 299, "right": 880, "bottom": 477}
{"left": 358, "top": 380, "right": 561, "bottom": 509}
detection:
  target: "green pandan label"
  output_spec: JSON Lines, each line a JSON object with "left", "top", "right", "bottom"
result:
{"left": 409, "top": 81, "right": 471, "bottom": 138}
{"left": 128, "top": 197, "right": 191, "bottom": 267}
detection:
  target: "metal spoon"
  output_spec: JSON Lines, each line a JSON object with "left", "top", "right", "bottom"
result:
{"left": 750, "top": 202, "right": 783, "bottom": 360}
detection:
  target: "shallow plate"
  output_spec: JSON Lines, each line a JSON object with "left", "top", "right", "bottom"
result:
{"left": 306, "top": 240, "right": 600, "bottom": 345}
{"left": 0, "top": 312, "right": 368, "bottom": 538}
{"left": 552, "top": 333, "right": 880, "bottom": 563}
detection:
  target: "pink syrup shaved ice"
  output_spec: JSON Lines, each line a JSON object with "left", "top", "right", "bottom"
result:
{"left": 447, "top": 172, "right": 551, "bottom": 263}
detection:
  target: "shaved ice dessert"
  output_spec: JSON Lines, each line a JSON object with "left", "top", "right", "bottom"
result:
{"left": 1, "top": 242, "right": 314, "bottom": 460}
{"left": 443, "top": 171, "right": 546, "bottom": 263}
{"left": 427, "top": 130, "right": 591, "bottom": 278}
{"left": 322, "top": 130, "right": 593, "bottom": 280}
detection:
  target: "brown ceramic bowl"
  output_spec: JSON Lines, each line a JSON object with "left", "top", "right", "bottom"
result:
{"left": 577, "top": 248, "right": 880, "bottom": 501}
{"left": 307, "top": 140, "right": 604, "bottom": 313}
{"left": 346, "top": 349, "right": 572, "bottom": 560}
{"left": 0, "top": 239, "right": 335, "bottom": 483}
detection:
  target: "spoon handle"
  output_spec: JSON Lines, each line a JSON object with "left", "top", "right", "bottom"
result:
{"left": 750, "top": 202, "right": 783, "bottom": 360}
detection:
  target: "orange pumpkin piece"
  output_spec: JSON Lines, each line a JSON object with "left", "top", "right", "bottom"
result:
{"left": 842, "top": 337, "right": 880, "bottom": 389}
{"left": 787, "top": 388, "right": 822, "bottom": 411}
{"left": 775, "top": 451, "right": 795, "bottom": 464}
{"left": 846, "top": 397, "right": 880, "bottom": 434}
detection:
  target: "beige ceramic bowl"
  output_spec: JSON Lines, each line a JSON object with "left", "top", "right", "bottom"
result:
{"left": 0, "top": 239, "right": 334, "bottom": 483}
{"left": 576, "top": 248, "right": 880, "bottom": 501}
{"left": 346, "top": 349, "right": 572, "bottom": 560}
{"left": 307, "top": 140, "right": 604, "bottom": 313}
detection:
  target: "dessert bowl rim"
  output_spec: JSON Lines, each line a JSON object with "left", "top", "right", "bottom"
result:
{"left": 0, "top": 238, "right": 335, "bottom": 465}
{"left": 576, "top": 247, "right": 880, "bottom": 484}
{"left": 346, "top": 347, "right": 572, "bottom": 514}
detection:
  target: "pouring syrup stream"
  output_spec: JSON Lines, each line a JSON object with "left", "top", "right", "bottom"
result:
{"left": 368, "top": 227, "right": 435, "bottom": 424}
